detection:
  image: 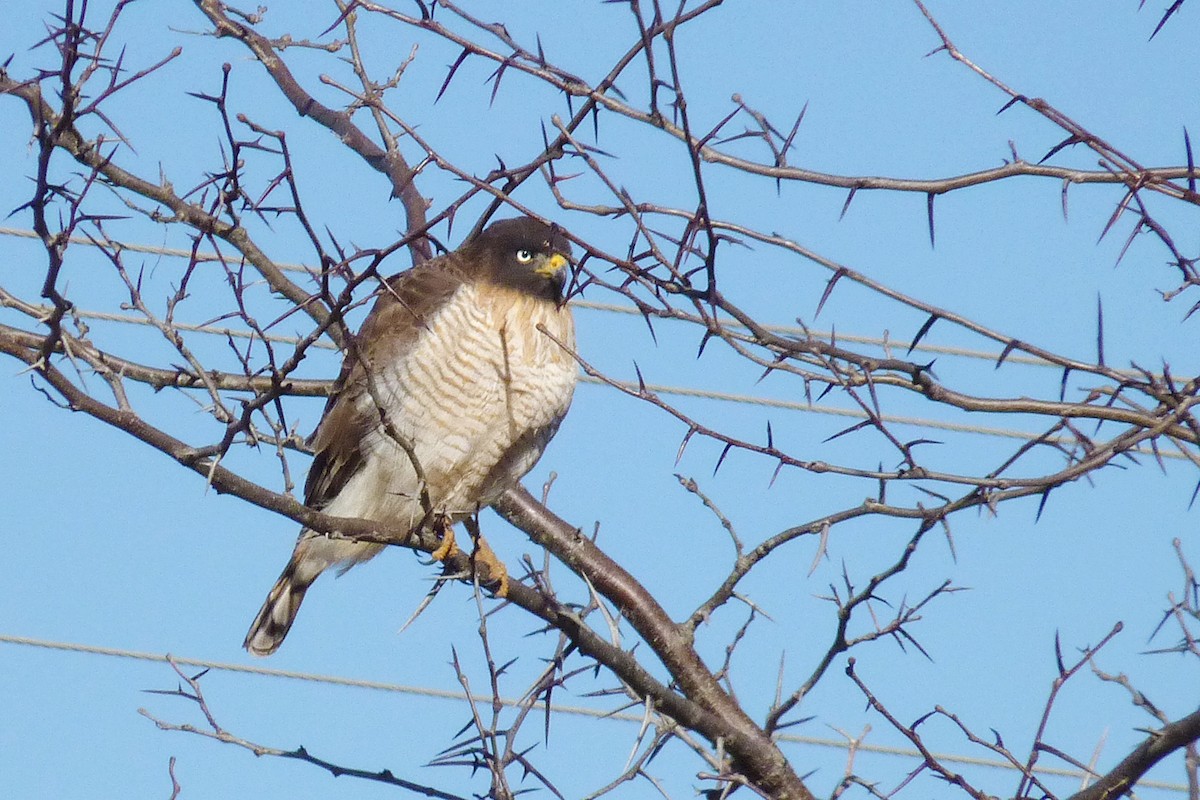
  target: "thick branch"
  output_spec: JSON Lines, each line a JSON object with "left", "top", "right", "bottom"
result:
{"left": 1068, "top": 706, "right": 1200, "bottom": 800}
{"left": 494, "top": 485, "right": 814, "bottom": 800}
{"left": 0, "top": 321, "right": 330, "bottom": 396}
{"left": 0, "top": 70, "right": 342, "bottom": 349}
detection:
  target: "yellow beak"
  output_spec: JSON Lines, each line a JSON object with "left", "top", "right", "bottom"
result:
{"left": 535, "top": 252, "right": 569, "bottom": 278}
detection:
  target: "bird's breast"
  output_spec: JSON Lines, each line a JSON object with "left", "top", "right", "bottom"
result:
{"left": 367, "top": 283, "right": 576, "bottom": 514}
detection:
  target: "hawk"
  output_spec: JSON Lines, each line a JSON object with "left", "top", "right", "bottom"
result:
{"left": 244, "top": 217, "right": 577, "bottom": 656}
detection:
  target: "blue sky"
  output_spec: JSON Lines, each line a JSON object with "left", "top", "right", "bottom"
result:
{"left": 2, "top": 2, "right": 1198, "bottom": 799}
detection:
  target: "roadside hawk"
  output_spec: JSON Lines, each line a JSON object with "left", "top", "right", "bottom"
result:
{"left": 244, "top": 216, "right": 577, "bottom": 656}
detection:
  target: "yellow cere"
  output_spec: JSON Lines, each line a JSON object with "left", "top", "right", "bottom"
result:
{"left": 536, "top": 252, "right": 568, "bottom": 277}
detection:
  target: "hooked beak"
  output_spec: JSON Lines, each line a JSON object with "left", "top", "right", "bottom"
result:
{"left": 535, "top": 252, "right": 569, "bottom": 279}
{"left": 536, "top": 252, "right": 570, "bottom": 300}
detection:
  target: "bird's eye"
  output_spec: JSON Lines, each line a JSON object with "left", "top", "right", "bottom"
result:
{"left": 515, "top": 248, "right": 534, "bottom": 264}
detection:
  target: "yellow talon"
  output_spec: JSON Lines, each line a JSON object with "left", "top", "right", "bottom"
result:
{"left": 430, "top": 521, "right": 459, "bottom": 562}
{"left": 471, "top": 534, "right": 509, "bottom": 598}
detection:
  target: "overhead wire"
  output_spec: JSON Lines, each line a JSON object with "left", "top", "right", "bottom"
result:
{"left": 7, "top": 299, "right": 1170, "bottom": 456}
{"left": 0, "top": 633, "right": 1188, "bottom": 794}
{"left": 0, "top": 224, "right": 1057, "bottom": 366}
{"left": 6, "top": 226, "right": 1183, "bottom": 457}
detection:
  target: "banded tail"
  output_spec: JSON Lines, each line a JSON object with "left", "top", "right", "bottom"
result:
{"left": 243, "top": 557, "right": 316, "bottom": 657}
{"left": 244, "top": 534, "right": 383, "bottom": 656}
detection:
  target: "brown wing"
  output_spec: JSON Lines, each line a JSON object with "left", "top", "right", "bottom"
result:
{"left": 303, "top": 253, "right": 470, "bottom": 509}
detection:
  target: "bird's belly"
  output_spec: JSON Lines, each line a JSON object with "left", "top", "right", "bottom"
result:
{"left": 364, "top": 286, "right": 576, "bottom": 521}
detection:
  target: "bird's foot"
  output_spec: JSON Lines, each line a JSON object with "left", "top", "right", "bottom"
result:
{"left": 470, "top": 533, "right": 509, "bottom": 598}
{"left": 430, "top": 519, "right": 459, "bottom": 562}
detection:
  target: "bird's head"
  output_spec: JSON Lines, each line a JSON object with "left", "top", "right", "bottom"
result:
{"left": 469, "top": 216, "right": 573, "bottom": 303}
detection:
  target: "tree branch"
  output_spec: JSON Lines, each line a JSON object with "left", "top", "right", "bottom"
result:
{"left": 1068, "top": 706, "right": 1200, "bottom": 800}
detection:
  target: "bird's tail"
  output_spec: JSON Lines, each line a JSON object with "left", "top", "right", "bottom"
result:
{"left": 243, "top": 556, "right": 316, "bottom": 657}
{"left": 244, "top": 534, "right": 384, "bottom": 656}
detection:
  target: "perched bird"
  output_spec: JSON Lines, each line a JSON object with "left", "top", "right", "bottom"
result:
{"left": 244, "top": 216, "right": 577, "bottom": 656}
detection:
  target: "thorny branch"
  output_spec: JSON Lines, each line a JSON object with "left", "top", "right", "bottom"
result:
{"left": 140, "top": 659, "right": 468, "bottom": 800}
{"left": 3, "top": 1, "right": 1199, "bottom": 799}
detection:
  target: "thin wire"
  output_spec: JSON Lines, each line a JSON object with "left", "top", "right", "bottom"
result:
{"left": 5, "top": 302, "right": 1186, "bottom": 459}
{"left": 0, "top": 225, "right": 1055, "bottom": 367}
{"left": 3, "top": 300, "right": 1185, "bottom": 458}
{"left": 0, "top": 225, "right": 319, "bottom": 274}
{"left": 1, "top": 633, "right": 1186, "bottom": 792}
{"left": 572, "top": 299, "right": 1059, "bottom": 369}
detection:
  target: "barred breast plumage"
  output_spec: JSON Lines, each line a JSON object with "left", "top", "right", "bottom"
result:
{"left": 244, "top": 217, "right": 577, "bottom": 656}
{"left": 362, "top": 283, "right": 575, "bottom": 522}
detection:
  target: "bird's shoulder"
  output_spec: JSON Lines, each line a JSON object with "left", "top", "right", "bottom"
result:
{"left": 357, "top": 250, "right": 475, "bottom": 362}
